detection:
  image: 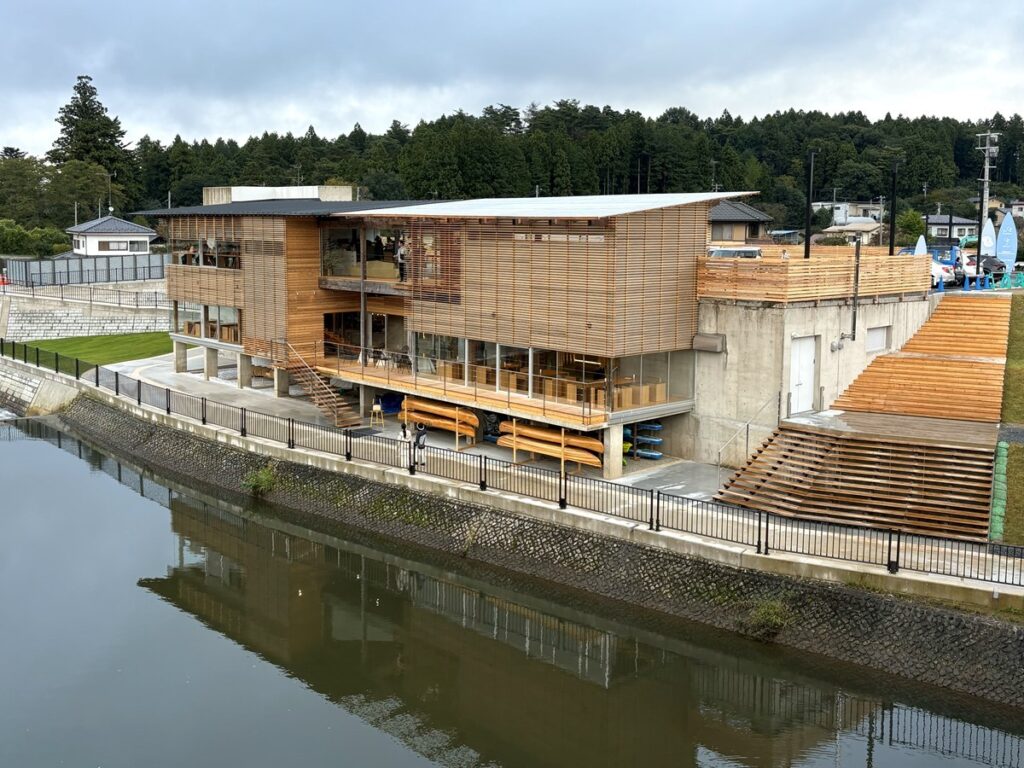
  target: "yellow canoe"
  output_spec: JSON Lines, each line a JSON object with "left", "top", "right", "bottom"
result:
{"left": 496, "top": 434, "right": 603, "bottom": 467}
{"left": 499, "top": 421, "right": 604, "bottom": 454}
{"left": 403, "top": 396, "right": 480, "bottom": 428}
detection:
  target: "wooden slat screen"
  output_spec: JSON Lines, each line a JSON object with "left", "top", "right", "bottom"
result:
{"left": 166, "top": 264, "right": 244, "bottom": 308}
{"left": 697, "top": 247, "right": 931, "bottom": 303}
{"left": 372, "top": 204, "right": 709, "bottom": 359}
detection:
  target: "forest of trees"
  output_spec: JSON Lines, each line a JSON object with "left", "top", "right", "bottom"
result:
{"left": 3, "top": 75, "right": 1024, "bottom": 254}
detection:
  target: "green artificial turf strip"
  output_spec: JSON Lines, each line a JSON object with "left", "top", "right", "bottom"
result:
{"left": 27, "top": 332, "right": 172, "bottom": 365}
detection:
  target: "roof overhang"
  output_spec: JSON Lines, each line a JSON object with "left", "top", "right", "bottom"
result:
{"left": 332, "top": 192, "right": 757, "bottom": 221}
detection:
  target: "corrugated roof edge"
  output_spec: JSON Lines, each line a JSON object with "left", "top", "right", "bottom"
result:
{"left": 132, "top": 199, "right": 435, "bottom": 218}
{"left": 336, "top": 191, "right": 756, "bottom": 219}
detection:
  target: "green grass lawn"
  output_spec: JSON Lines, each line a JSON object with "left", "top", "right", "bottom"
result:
{"left": 1002, "top": 295, "right": 1024, "bottom": 544}
{"left": 28, "top": 332, "right": 172, "bottom": 365}
{"left": 1005, "top": 445, "right": 1024, "bottom": 545}
{"left": 1001, "top": 294, "right": 1024, "bottom": 423}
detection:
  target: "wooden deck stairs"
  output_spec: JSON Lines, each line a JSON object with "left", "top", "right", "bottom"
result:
{"left": 284, "top": 342, "right": 361, "bottom": 427}
{"left": 718, "top": 294, "right": 1011, "bottom": 540}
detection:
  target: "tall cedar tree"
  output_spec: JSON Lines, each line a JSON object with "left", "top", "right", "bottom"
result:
{"left": 47, "top": 75, "right": 130, "bottom": 179}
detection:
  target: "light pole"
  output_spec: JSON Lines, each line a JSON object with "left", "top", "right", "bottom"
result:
{"left": 888, "top": 160, "right": 898, "bottom": 256}
{"left": 804, "top": 149, "right": 818, "bottom": 259}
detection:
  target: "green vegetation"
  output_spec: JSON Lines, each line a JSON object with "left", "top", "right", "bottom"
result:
{"left": 5, "top": 76, "right": 1024, "bottom": 240}
{"left": 1001, "top": 295, "right": 1024, "bottom": 544}
{"left": 1004, "top": 446, "right": 1024, "bottom": 546}
{"left": 742, "top": 599, "right": 793, "bottom": 641}
{"left": 242, "top": 464, "right": 277, "bottom": 497}
{"left": 28, "top": 332, "right": 171, "bottom": 365}
{"left": 1002, "top": 295, "right": 1024, "bottom": 423}
{"left": 0, "top": 219, "right": 69, "bottom": 256}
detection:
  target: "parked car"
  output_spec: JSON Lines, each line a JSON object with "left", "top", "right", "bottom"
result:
{"left": 897, "top": 246, "right": 958, "bottom": 287}
{"left": 706, "top": 246, "right": 762, "bottom": 258}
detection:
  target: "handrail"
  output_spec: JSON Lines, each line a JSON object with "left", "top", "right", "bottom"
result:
{"left": 282, "top": 339, "right": 344, "bottom": 424}
{"left": 717, "top": 391, "right": 781, "bottom": 483}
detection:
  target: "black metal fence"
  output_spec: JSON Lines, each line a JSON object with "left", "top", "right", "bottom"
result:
{"left": 5, "top": 257, "right": 165, "bottom": 286}
{"left": 3, "top": 336, "right": 1024, "bottom": 589}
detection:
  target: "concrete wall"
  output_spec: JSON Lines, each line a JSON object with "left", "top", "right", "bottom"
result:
{"left": 689, "top": 294, "right": 935, "bottom": 466}
{"left": 0, "top": 364, "right": 77, "bottom": 415}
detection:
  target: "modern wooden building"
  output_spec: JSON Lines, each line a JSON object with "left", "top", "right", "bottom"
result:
{"left": 148, "top": 189, "right": 747, "bottom": 476}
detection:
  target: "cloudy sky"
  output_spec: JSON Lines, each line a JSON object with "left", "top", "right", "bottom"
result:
{"left": 3, "top": 0, "right": 1021, "bottom": 155}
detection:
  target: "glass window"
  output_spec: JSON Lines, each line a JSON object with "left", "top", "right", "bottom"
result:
{"left": 99, "top": 240, "right": 128, "bottom": 251}
{"left": 866, "top": 326, "right": 890, "bottom": 353}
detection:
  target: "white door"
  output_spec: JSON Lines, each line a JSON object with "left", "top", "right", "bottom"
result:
{"left": 789, "top": 336, "right": 817, "bottom": 414}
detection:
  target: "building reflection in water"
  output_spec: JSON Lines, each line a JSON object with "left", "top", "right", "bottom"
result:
{"left": 9, "top": 419, "right": 1024, "bottom": 768}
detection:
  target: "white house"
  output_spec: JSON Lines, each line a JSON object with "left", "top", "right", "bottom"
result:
{"left": 922, "top": 214, "right": 977, "bottom": 240}
{"left": 65, "top": 215, "right": 156, "bottom": 257}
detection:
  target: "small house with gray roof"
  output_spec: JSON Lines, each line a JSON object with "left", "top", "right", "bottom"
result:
{"left": 707, "top": 200, "right": 773, "bottom": 244}
{"left": 66, "top": 215, "right": 157, "bottom": 258}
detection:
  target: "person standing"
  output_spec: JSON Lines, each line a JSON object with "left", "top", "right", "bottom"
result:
{"left": 414, "top": 422, "right": 427, "bottom": 466}
{"left": 396, "top": 239, "right": 407, "bottom": 282}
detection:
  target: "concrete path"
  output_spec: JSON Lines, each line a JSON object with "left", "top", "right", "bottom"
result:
{"left": 104, "top": 350, "right": 726, "bottom": 498}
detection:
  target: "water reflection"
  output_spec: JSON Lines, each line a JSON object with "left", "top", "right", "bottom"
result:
{"left": 5, "top": 419, "right": 1024, "bottom": 768}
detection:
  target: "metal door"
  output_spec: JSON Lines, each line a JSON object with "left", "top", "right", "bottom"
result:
{"left": 789, "top": 336, "right": 817, "bottom": 414}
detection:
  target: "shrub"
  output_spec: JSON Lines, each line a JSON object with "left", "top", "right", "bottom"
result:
{"left": 242, "top": 464, "right": 277, "bottom": 497}
{"left": 742, "top": 599, "right": 792, "bottom": 641}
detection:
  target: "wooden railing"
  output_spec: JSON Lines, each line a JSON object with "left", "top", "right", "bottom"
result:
{"left": 697, "top": 246, "right": 931, "bottom": 303}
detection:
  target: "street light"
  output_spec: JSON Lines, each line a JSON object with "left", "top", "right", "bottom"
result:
{"left": 804, "top": 149, "right": 818, "bottom": 259}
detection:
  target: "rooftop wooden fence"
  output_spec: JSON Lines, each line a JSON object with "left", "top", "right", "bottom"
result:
{"left": 698, "top": 246, "right": 931, "bottom": 303}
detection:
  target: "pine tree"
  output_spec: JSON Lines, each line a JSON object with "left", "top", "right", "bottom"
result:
{"left": 47, "top": 75, "right": 129, "bottom": 176}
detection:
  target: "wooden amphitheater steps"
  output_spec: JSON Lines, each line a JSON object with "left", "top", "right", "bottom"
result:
{"left": 717, "top": 421, "right": 994, "bottom": 539}
{"left": 833, "top": 295, "right": 1011, "bottom": 422}
{"left": 286, "top": 364, "right": 361, "bottom": 427}
{"left": 718, "top": 295, "right": 1012, "bottom": 540}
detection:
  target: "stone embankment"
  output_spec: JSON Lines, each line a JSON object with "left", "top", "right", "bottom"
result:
{"left": 0, "top": 289, "right": 169, "bottom": 342}
{"left": 56, "top": 395, "right": 1024, "bottom": 710}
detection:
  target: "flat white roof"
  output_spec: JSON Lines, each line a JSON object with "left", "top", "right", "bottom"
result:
{"left": 340, "top": 192, "right": 754, "bottom": 220}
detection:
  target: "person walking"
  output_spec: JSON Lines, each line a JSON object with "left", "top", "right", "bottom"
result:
{"left": 396, "top": 239, "right": 407, "bottom": 282}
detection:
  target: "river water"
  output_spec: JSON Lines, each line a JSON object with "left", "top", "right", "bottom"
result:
{"left": 1, "top": 417, "right": 1022, "bottom": 768}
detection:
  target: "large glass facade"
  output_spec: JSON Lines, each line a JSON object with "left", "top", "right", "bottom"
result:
{"left": 170, "top": 237, "right": 240, "bottom": 269}
{"left": 321, "top": 225, "right": 399, "bottom": 280}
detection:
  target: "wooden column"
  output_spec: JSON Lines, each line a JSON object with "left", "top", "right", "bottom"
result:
{"left": 359, "top": 225, "right": 367, "bottom": 367}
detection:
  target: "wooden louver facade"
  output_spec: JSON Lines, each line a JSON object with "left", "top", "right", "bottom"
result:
{"left": 378, "top": 202, "right": 710, "bottom": 359}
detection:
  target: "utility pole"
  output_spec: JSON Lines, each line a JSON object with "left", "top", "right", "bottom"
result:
{"left": 888, "top": 160, "right": 898, "bottom": 256}
{"left": 977, "top": 130, "right": 1000, "bottom": 257}
{"left": 709, "top": 159, "right": 720, "bottom": 193}
{"left": 804, "top": 149, "right": 817, "bottom": 259}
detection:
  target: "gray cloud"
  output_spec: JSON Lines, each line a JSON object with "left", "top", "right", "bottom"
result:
{"left": 2, "top": 0, "right": 1021, "bottom": 154}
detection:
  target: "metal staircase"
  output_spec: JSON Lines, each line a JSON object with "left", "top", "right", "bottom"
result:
{"left": 283, "top": 342, "right": 361, "bottom": 427}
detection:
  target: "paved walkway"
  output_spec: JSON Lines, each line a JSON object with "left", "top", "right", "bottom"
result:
{"left": 109, "top": 350, "right": 723, "bottom": 498}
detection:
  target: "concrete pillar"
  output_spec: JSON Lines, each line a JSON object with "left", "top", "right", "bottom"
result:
{"left": 173, "top": 339, "right": 188, "bottom": 373}
{"left": 603, "top": 424, "right": 624, "bottom": 480}
{"left": 274, "top": 367, "right": 289, "bottom": 397}
{"left": 237, "top": 353, "right": 252, "bottom": 389}
{"left": 203, "top": 346, "right": 218, "bottom": 381}
{"left": 359, "top": 384, "right": 371, "bottom": 416}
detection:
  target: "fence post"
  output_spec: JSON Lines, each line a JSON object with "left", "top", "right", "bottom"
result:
{"left": 288, "top": 418, "right": 295, "bottom": 449}
{"left": 479, "top": 454, "right": 487, "bottom": 491}
{"left": 408, "top": 440, "right": 416, "bottom": 475}
{"left": 763, "top": 512, "right": 771, "bottom": 555}
{"left": 75, "top": 358, "right": 80, "bottom": 380}
{"left": 201, "top": 397, "right": 207, "bottom": 425}
{"left": 240, "top": 407, "right": 247, "bottom": 437}
{"left": 649, "top": 491, "right": 657, "bottom": 530}
{"left": 136, "top": 380, "right": 142, "bottom": 406}
{"left": 22, "top": 343, "right": 27, "bottom": 364}
{"left": 94, "top": 363, "right": 99, "bottom": 386}
{"left": 114, "top": 371, "right": 119, "bottom": 396}
{"left": 345, "top": 429, "right": 352, "bottom": 460}
{"left": 54, "top": 352, "right": 59, "bottom": 374}
{"left": 0, "top": 337, "right": 4, "bottom": 357}
{"left": 756, "top": 510, "right": 763, "bottom": 554}
{"left": 558, "top": 471, "right": 567, "bottom": 510}
{"left": 34, "top": 346, "right": 39, "bottom": 367}
{"left": 165, "top": 387, "right": 171, "bottom": 415}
